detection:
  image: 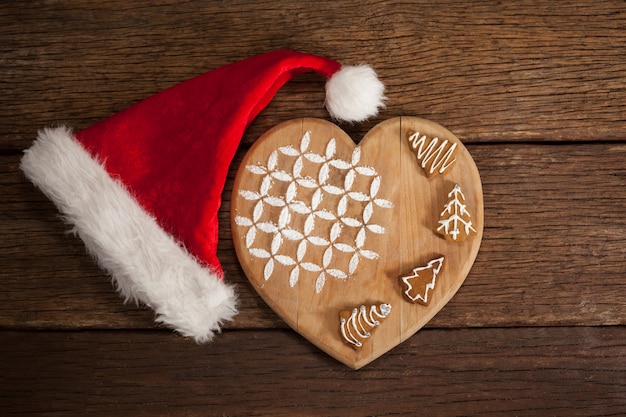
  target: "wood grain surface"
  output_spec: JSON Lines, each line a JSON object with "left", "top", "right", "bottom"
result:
{"left": 2, "top": 328, "right": 625, "bottom": 417}
{"left": 1, "top": 0, "right": 625, "bottom": 415}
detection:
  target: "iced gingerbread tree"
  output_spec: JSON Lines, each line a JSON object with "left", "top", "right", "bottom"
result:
{"left": 339, "top": 303, "right": 392, "bottom": 350}
{"left": 437, "top": 184, "right": 476, "bottom": 242}
{"left": 399, "top": 257, "right": 444, "bottom": 306}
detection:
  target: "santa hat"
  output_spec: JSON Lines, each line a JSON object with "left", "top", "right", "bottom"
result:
{"left": 20, "top": 50, "right": 385, "bottom": 342}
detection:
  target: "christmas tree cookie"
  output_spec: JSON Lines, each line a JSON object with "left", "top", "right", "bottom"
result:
{"left": 407, "top": 131, "right": 457, "bottom": 177}
{"left": 437, "top": 184, "right": 477, "bottom": 242}
{"left": 399, "top": 257, "right": 444, "bottom": 305}
{"left": 339, "top": 303, "right": 391, "bottom": 349}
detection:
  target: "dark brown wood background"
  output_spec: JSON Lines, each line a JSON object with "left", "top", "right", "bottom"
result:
{"left": 1, "top": 1, "right": 625, "bottom": 415}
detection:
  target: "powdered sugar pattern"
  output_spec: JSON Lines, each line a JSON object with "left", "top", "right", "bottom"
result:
{"left": 234, "top": 131, "right": 393, "bottom": 293}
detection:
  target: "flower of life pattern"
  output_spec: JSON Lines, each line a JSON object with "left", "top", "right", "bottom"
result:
{"left": 234, "top": 131, "right": 393, "bottom": 293}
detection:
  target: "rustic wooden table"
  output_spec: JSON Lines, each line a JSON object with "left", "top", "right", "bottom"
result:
{"left": 1, "top": 1, "right": 625, "bottom": 415}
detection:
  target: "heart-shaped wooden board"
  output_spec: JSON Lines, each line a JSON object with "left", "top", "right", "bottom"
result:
{"left": 231, "top": 117, "right": 483, "bottom": 369}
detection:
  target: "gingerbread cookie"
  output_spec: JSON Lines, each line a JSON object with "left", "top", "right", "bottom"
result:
{"left": 407, "top": 131, "right": 457, "bottom": 177}
{"left": 437, "top": 184, "right": 477, "bottom": 242}
{"left": 339, "top": 303, "right": 391, "bottom": 349}
{"left": 399, "top": 257, "right": 444, "bottom": 305}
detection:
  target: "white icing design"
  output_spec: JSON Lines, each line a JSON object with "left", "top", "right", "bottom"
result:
{"left": 437, "top": 184, "right": 477, "bottom": 241}
{"left": 400, "top": 257, "right": 444, "bottom": 304}
{"left": 408, "top": 131, "right": 457, "bottom": 176}
{"left": 340, "top": 303, "right": 391, "bottom": 348}
{"left": 235, "top": 130, "right": 393, "bottom": 293}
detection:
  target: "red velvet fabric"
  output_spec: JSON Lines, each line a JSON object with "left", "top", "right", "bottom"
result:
{"left": 75, "top": 50, "right": 341, "bottom": 277}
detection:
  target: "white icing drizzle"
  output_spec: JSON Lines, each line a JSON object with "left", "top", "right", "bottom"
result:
{"left": 408, "top": 131, "right": 457, "bottom": 176}
{"left": 340, "top": 303, "right": 391, "bottom": 348}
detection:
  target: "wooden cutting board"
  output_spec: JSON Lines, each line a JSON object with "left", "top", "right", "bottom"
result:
{"left": 231, "top": 117, "right": 483, "bottom": 369}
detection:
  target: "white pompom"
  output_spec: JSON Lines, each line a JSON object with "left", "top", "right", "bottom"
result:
{"left": 325, "top": 64, "right": 386, "bottom": 122}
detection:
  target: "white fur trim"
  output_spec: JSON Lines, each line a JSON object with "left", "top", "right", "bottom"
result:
{"left": 325, "top": 64, "right": 386, "bottom": 122}
{"left": 20, "top": 127, "right": 237, "bottom": 343}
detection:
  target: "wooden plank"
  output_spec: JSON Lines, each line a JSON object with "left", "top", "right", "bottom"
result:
{"left": 1, "top": 0, "right": 625, "bottom": 150}
{"left": 2, "top": 142, "right": 625, "bottom": 330}
{"left": 1, "top": 327, "right": 625, "bottom": 416}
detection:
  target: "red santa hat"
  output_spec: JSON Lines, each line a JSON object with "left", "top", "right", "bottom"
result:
{"left": 20, "top": 50, "right": 385, "bottom": 342}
